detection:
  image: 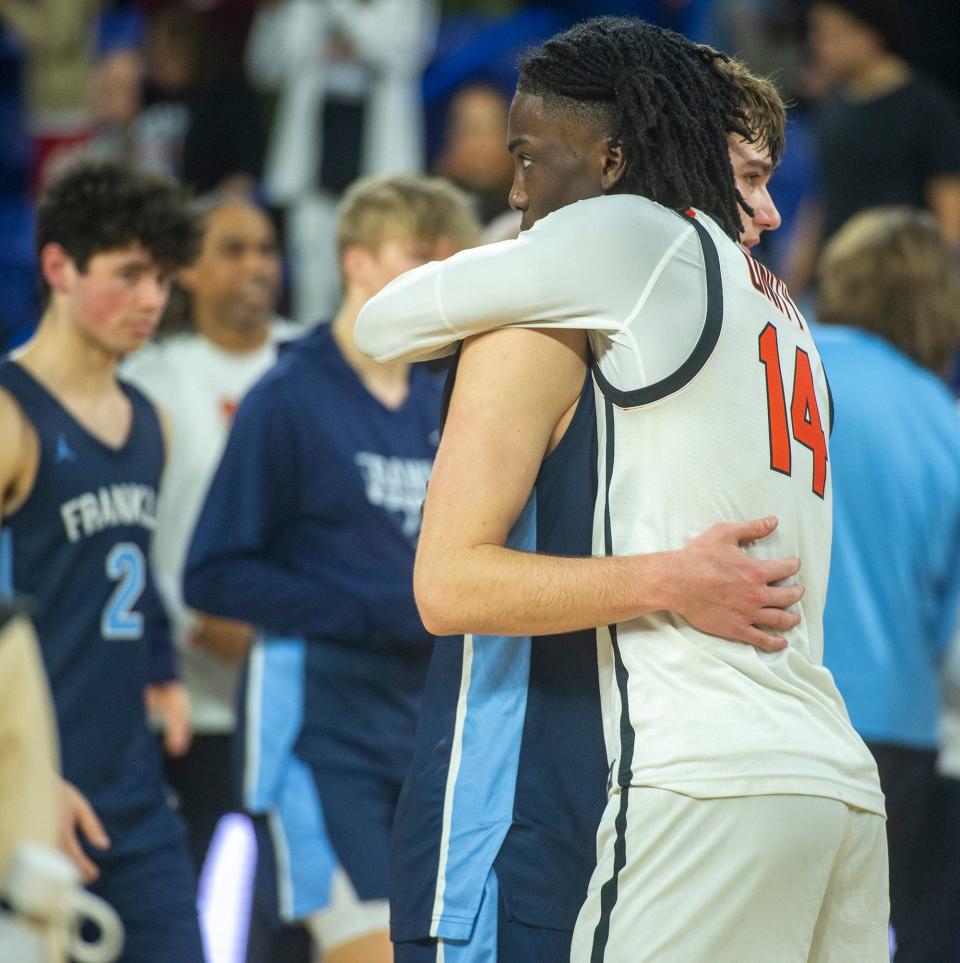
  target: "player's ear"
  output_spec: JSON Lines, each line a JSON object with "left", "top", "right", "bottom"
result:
{"left": 40, "top": 243, "right": 74, "bottom": 294}
{"left": 600, "top": 139, "right": 627, "bottom": 192}
{"left": 341, "top": 244, "right": 372, "bottom": 291}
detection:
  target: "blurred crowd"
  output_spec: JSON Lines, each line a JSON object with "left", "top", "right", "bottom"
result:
{"left": 2, "top": 0, "right": 960, "bottom": 329}
{"left": 3, "top": 1, "right": 960, "bottom": 962}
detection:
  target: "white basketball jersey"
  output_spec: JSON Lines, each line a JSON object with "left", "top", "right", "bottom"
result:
{"left": 589, "top": 208, "right": 881, "bottom": 813}
{"left": 356, "top": 193, "right": 884, "bottom": 815}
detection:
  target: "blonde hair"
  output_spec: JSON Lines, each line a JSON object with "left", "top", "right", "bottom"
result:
{"left": 818, "top": 206, "right": 960, "bottom": 373}
{"left": 336, "top": 174, "right": 481, "bottom": 261}
{"left": 718, "top": 58, "right": 787, "bottom": 169}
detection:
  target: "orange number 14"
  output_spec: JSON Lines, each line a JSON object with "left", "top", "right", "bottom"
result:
{"left": 758, "top": 323, "right": 828, "bottom": 498}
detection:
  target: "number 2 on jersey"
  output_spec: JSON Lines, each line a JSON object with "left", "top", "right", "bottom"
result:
{"left": 758, "top": 323, "right": 828, "bottom": 498}
{"left": 102, "top": 542, "right": 145, "bottom": 640}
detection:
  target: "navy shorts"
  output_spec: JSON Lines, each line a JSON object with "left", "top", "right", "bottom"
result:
{"left": 393, "top": 870, "right": 572, "bottom": 963}
{"left": 84, "top": 836, "right": 204, "bottom": 963}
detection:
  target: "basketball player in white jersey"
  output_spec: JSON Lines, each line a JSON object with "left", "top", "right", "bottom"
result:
{"left": 356, "top": 19, "right": 888, "bottom": 962}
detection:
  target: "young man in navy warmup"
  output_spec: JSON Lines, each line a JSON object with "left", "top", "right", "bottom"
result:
{"left": 185, "top": 174, "right": 480, "bottom": 963}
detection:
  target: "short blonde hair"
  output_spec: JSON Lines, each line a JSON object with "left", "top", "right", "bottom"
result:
{"left": 818, "top": 206, "right": 960, "bottom": 373}
{"left": 718, "top": 57, "right": 787, "bottom": 169}
{"left": 336, "top": 174, "right": 481, "bottom": 260}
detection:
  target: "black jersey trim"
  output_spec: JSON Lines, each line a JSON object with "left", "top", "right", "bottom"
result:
{"left": 603, "top": 397, "right": 635, "bottom": 789}
{"left": 438, "top": 342, "right": 463, "bottom": 433}
{"left": 590, "top": 209, "right": 723, "bottom": 408}
{"left": 589, "top": 400, "right": 637, "bottom": 961}
{"left": 590, "top": 787, "right": 631, "bottom": 963}
{"left": 825, "top": 367, "right": 835, "bottom": 438}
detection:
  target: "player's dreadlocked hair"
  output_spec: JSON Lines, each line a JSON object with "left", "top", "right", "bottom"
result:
{"left": 518, "top": 17, "right": 752, "bottom": 240}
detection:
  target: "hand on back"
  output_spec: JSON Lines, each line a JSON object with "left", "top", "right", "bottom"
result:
{"left": 665, "top": 516, "right": 803, "bottom": 652}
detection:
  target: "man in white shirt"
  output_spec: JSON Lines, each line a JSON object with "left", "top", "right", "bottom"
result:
{"left": 357, "top": 18, "right": 887, "bottom": 963}
{"left": 124, "top": 197, "right": 288, "bottom": 876}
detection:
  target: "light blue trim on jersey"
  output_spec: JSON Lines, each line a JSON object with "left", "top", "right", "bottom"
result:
{"left": 437, "top": 871, "right": 499, "bottom": 962}
{"left": 245, "top": 635, "right": 340, "bottom": 918}
{"left": 0, "top": 529, "right": 12, "bottom": 597}
{"left": 430, "top": 496, "right": 536, "bottom": 941}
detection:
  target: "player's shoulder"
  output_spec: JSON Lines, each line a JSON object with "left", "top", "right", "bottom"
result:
{"left": 534, "top": 193, "right": 686, "bottom": 238}
{"left": 257, "top": 325, "right": 326, "bottom": 382}
{"left": 527, "top": 195, "right": 695, "bottom": 281}
{"left": 235, "top": 329, "right": 327, "bottom": 420}
{"left": 0, "top": 381, "right": 28, "bottom": 433}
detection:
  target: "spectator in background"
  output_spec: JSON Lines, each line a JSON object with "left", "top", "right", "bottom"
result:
{"left": 246, "top": 0, "right": 437, "bottom": 323}
{"left": 123, "top": 197, "right": 292, "bottom": 881}
{"left": 42, "top": 44, "right": 145, "bottom": 184}
{"left": 135, "top": 7, "right": 264, "bottom": 196}
{"left": 815, "top": 206, "right": 960, "bottom": 962}
{"left": 785, "top": 0, "right": 960, "bottom": 295}
{"left": 184, "top": 175, "right": 479, "bottom": 963}
{"left": 436, "top": 82, "right": 514, "bottom": 226}
{"left": 0, "top": 0, "right": 102, "bottom": 191}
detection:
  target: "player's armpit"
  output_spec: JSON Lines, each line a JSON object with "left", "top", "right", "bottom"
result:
{"left": 154, "top": 402, "right": 174, "bottom": 469}
{"left": 415, "top": 326, "right": 588, "bottom": 636}
{"left": 0, "top": 386, "right": 36, "bottom": 520}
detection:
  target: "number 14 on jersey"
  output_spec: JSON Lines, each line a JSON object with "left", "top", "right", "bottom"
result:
{"left": 758, "top": 323, "right": 828, "bottom": 499}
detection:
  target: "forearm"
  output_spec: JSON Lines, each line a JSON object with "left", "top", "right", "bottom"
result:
{"left": 416, "top": 542, "right": 675, "bottom": 638}
{"left": 355, "top": 219, "right": 616, "bottom": 364}
{"left": 184, "top": 555, "right": 427, "bottom": 643}
{"left": 185, "top": 557, "right": 339, "bottom": 637}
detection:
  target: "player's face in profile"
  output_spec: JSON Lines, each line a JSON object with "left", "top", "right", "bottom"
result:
{"left": 507, "top": 92, "right": 610, "bottom": 231}
{"left": 66, "top": 243, "right": 171, "bottom": 356}
{"left": 729, "top": 135, "right": 781, "bottom": 251}
{"left": 182, "top": 204, "right": 281, "bottom": 330}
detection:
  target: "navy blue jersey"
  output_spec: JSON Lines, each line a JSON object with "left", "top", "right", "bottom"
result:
{"left": 389, "top": 375, "right": 607, "bottom": 942}
{"left": 185, "top": 324, "right": 443, "bottom": 915}
{"left": 0, "top": 360, "right": 181, "bottom": 855}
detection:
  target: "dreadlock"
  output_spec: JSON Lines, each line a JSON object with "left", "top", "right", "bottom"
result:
{"left": 518, "top": 17, "right": 751, "bottom": 240}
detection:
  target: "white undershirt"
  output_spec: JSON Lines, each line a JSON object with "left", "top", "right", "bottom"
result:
{"left": 123, "top": 328, "right": 289, "bottom": 733}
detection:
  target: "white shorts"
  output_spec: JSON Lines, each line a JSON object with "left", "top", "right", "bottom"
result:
{"left": 304, "top": 866, "right": 389, "bottom": 954}
{"left": 572, "top": 787, "right": 889, "bottom": 963}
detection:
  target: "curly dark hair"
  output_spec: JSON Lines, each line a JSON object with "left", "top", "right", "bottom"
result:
{"left": 517, "top": 17, "right": 751, "bottom": 239}
{"left": 36, "top": 160, "right": 200, "bottom": 304}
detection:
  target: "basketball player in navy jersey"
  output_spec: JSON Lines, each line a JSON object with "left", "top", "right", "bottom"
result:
{"left": 359, "top": 20, "right": 886, "bottom": 963}
{"left": 0, "top": 161, "right": 205, "bottom": 962}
